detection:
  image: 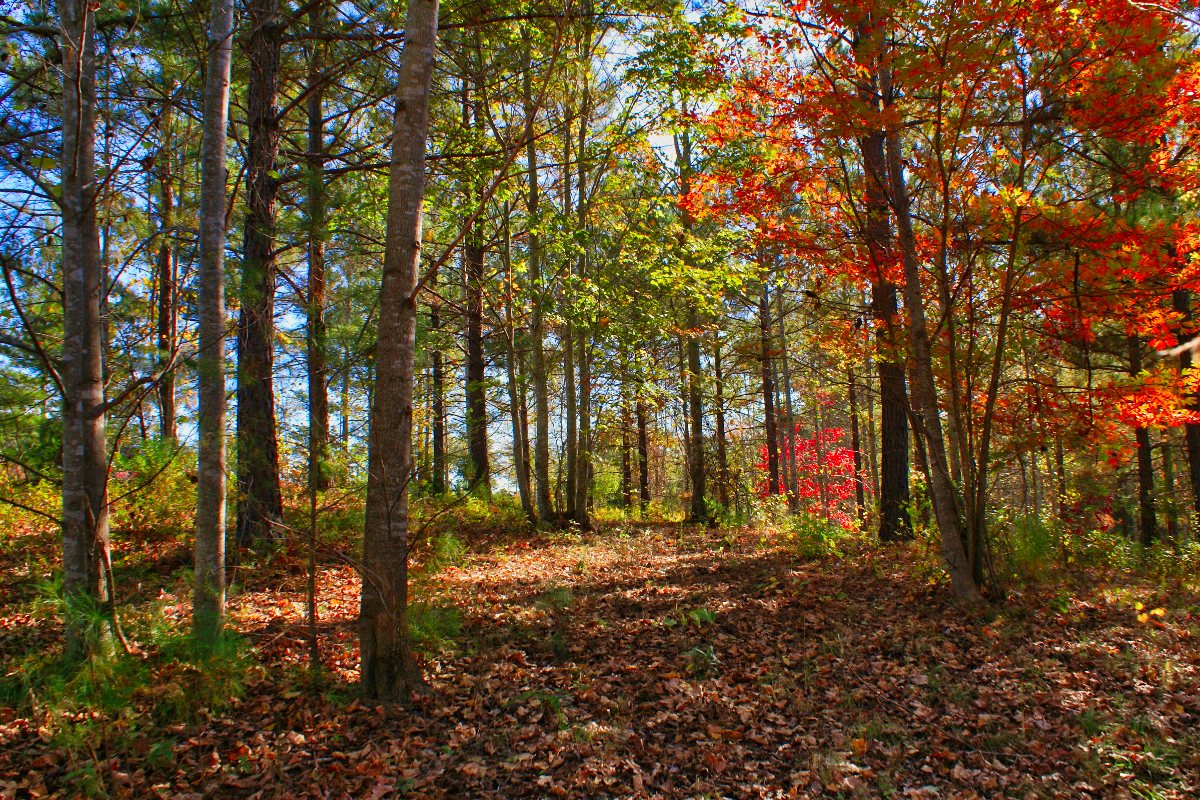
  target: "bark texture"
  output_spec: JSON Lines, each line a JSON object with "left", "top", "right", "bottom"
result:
{"left": 853, "top": 16, "right": 912, "bottom": 542}
{"left": 759, "top": 283, "right": 780, "bottom": 495}
{"left": 59, "top": 0, "right": 110, "bottom": 659}
{"left": 1129, "top": 335, "right": 1158, "bottom": 546}
{"left": 154, "top": 102, "right": 177, "bottom": 442}
{"left": 887, "top": 128, "right": 984, "bottom": 604}
{"left": 193, "top": 0, "right": 235, "bottom": 644}
{"left": 359, "top": 0, "right": 439, "bottom": 701}
{"left": 235, "top": 0, "right": 285, "bottom": 548}
{"left": 306, "top": 10, "right": 330, "bottom": 492}
{"left": 522, "top": 45, "right": 553, "bottom": 522}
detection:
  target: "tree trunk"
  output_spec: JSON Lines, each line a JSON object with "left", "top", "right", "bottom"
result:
{"left": 621, "top": 391, "right": 633, "bottom": 508}
{"left": 853, "top": 19, "right": 912, "bottom": 542}
{"left": 773, "top": 356, "right": 790, "bottom": 501}
{"left": 876, "top": 308, "right": 912, "bottom": 536}
{"left": 502, "top": 204, "right": 534, "bottom": 521}
{"left": 564, "top": 320, "right": 577, "bottom": 519}
{"left": 573, "top": 80, "right": 592, "bottom": 530}
{"left": 849, "top": 367, "right": 866, "bottom": 524}
{"left": 193, "top": 0, "right": 234, "bottom": 646}
{"left": 306, "top": 8, "right": 331, "bottom": 492}
{"left": 814, "top": 395, "right": 830, "bottom": 522}
{"left": 59, "top": 0, "right": 111, "bottom": 659}
{"left": 359, "top": 0, "right": 439, "bottom": 702}
{"left": 1128, "top": 334, "right": 1158, "bottom": 547}
{"left": 522, "top": 41, "right": 553, "bottom": 524}
{"left": 777, "top": 287, "right": 799, "bottom": 512}
{"left": 759, "top": 282, "right": 780, "bottom": 496}
{"left": 574, "top": 333, "right": 592, "bottom": 528}
{"left": 430, "top": 268, "right": 446, "bottom": 495}
{"left": 463, "top": 231, "right": 490, "bottom": 495}
{"left": 560, "top": 117, "right": 578, "bottom": 522}
{"left": 1162, "top": 430, "right": 1179, "bottom": 543}
{"left": 636, "top": 398, "right": 651, "bottom": 510}
{"left": 517, "top": 350, "right": 533, "bottom": 509}
{"left": 1171, "top": 289, "right": 1200, "bottom": 523}
{"left": 864, "top": 352, "right": 880, "bottom": 498}
{"left": 713, "top": 337, "right": 729, "bottom": 510}
{"left": 505, "top": 337, "right": 532, "bottom": 519}
{"left": 236, "top": 0, "right": 285, "bottom": 549}
{"left": 673, "top": 114, "right": 707, "bottom": 524}
{"left": 886, "top": 126, "right": 983, "bottom": 604}
{"left": 154, "top": 101, "right": 177, "bottom": 443}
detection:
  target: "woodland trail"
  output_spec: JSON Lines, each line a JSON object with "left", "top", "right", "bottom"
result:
{"left": 3, "top": 524, "right": 1200, "bottom": 798}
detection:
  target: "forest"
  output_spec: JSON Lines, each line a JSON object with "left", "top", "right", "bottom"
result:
{"left": 1, "top": 0, "right": 1200, "bottom": 796}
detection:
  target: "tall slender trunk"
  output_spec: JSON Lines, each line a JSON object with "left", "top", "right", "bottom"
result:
{"left": 907, "top": 361, "right": 930, "bottom": 481}
{"left": 877, "top": 327, "right": 913, "bottom": 540}
{"left": 575, "top": 333, "right": 591, "bottom": 527}
{"left": 462, "top": 83, "right": 490, "bottom": 496}
{"left": 1018, "top": 452, "right": 1030, "bottom": 513}
{"left": 341, "top": 344, "right": 350, "bottom": 447}
{"left": 853, "top": 18, "right": 911, "bottom": 542}
{"left": 636, "top": 398, "right": 651, "bottom": 510}
{"left": 773, "top": 356, "right": 790, "bottom": 500}
{"left": 463, "top": 234, "right": 490, "bottom": 494}
{"left": 505, "top": 335, "right": 532, "bottom": 518}
{"left": 1055, "top": 436, "right": 1067, "bottom": 523}
{"left": 303, "top": 3, "right": 329, "bottom": 673}
{"left": 562, "top": 122, "right": 577, "bottom": 521}
{"left": 685, "top": 301, "right": 706, "bottom": 525}
{"left": 886, "top": 126, "right": 983, "bottom": 604}
{"left": 60, "top": 0, "right": 111, "bottom": 659}
{"left": 865, "top": 352, "right": 880, "bottom": 498}
{"left": 713, "top": 337, "right": 729, "bottom": 510}
{"left": 193, "top": 0, "right": 234, "bottom": 646}
{"left": 849, "top": 368, "right": 865, "bottom": 524}
{"left": 1171, "top": 288, "right": 1200, "bottom": 522}
{"left": 759, "top": 282, "right": 780, "bottom": 495}
{"left": 1031, "top": 446, "right": 1042, "bottom": 519}
{"left": 518, "top": 359, "right": 533, "bottom": 502}
{"left": 236, "top": 0, "right": 285, "bottom": 548}
{"left": 1162, "top": 431, "right": 1179, "bottom": 543}
{"left": 621, "top": 390, "right": 633, "bottom": 508}
{"left": 676, "top": 142, "right": 706, "bottom": 522}
{"left": 573, "top": 74, "right": 593, "bottom": 530}
{"left": 522, "top": 42, "right": 553, "bottom": 523}
{"left": 154, "top": 101, "right": 177, "bottom": 443}
{"left": 564, "top": 320, "right": 577, "bottom": 519}
{"left": 429, "top": 269, "right": 445, "bottom": 494}
{"left": 306, "top": 9, "right": 330, "bottom": 492}
{"left": 502, "top": 203, "right": 534, "bottom": 521}
{"left": 814, "top": 396, "right": 830, "bottom": 522}
{"left": 777, "top": 288, "right": 799, "bottom": 511}
{"left": 359, "top": 0, "right": 439, "bottom": 701}
{"left": 1129, "top": 334, "right": 1158, "bottom": 547}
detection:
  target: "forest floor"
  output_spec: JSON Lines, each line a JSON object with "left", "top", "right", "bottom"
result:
{"left": 1, "top": 521, "right": 1199, "bottom": 798}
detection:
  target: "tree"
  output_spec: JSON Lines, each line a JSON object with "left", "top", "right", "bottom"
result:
{"left": 235, "top": 0, "right": 286, "bottom": 550}
{"left": 359, "top": 0, "right": 440, "bottom": 702}
{"left": 193, "top": 0, "right": 235, "bottom": 645}
{"left": 59, "top": 0, "right": 111, "bottom": 658}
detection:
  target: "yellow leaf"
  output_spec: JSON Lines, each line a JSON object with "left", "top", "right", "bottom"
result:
{"left": 1134, "top": 601, "right": 1145, "bottom": 611}
{"left": 1137, "top": 612, "right": 1149, "bottom": 624}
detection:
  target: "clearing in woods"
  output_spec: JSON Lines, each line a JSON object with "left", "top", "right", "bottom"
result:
{"left": 1, "top": 524, "right": 1198, "bottom": 798}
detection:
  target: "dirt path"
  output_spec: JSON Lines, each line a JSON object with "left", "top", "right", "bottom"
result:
{"left": 3, "top": 525, "right": 1199, "bottom": 798}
